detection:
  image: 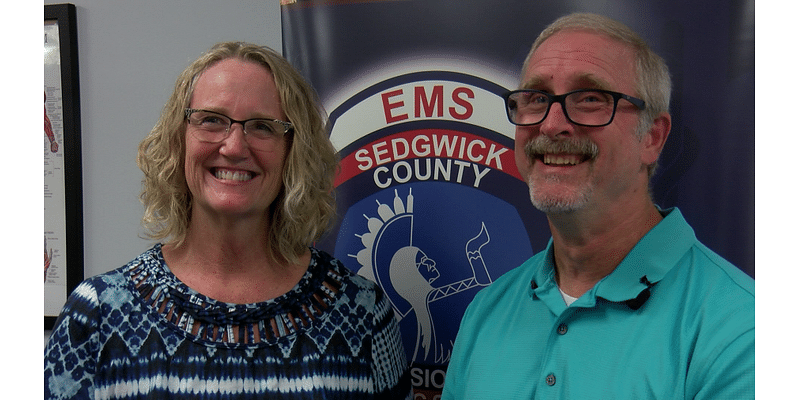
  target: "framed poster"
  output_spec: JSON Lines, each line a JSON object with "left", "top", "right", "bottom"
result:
{"left": 44, "top": 3, "right": 84, "bottom": 330}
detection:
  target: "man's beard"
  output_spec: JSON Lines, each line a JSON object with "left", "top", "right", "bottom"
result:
{"left": 527, "top": 174, "right": 592, "bottom": 213}
{"left": 523, "top": 135, "right": 598, "bottom": 214}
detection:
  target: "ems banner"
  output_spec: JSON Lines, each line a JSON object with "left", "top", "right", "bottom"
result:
{"left": 281, "top": 0, "right": 754, "bottom": 397}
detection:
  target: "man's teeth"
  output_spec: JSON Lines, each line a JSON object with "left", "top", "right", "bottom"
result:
{"left": 215, "top": 170, "right": 252, "bottom": 181}
{"left": 543, "top": 154, "right": 582, "bottom": 166}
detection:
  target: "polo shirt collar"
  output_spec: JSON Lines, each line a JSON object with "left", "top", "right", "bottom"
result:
{"left": 530, "top": 207, "right": 696, "bottom": 309}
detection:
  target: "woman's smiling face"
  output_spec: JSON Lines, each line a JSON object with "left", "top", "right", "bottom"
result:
{"left": 184, "top": 58, "right": 288, "bottom": 222}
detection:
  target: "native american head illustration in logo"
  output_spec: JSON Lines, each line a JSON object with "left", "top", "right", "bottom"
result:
{"left": 350, "top": 188, "right": 494, "bottom": 364}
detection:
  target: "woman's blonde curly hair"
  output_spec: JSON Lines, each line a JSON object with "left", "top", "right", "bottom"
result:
{"left": 137, "top": 42, "right": 338, "bottom": 264}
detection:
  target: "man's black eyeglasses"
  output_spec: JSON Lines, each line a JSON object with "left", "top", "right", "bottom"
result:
{"left": 503, "top": 89, "right": 645, "bottom": 127}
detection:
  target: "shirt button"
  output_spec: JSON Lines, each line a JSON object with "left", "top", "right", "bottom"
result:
{"left": 557, "top": 323, "right": 568, "bottom": 335}
{"left": 546, "top": 373, "right": 556, "bottom": 386}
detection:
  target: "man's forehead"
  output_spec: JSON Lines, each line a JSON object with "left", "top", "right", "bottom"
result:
{"left": 521, "top": 30, "right": 635, "bottom": 92}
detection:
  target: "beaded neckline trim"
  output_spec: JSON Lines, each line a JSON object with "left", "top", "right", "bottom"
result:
{"left": 127, "top": 245, "right": 345, "bottom": 346}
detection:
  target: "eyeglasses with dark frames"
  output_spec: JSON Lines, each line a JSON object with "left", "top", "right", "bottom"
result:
{"left": 503, "top": 89, "right": 645, "bottom": 127}
{"left": 185, "top": 108, "right": 293, "bottom": 149}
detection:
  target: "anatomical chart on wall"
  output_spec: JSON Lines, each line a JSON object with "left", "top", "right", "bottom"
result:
{"left": 44, "top": 19, "right": 69, "bottom": 317}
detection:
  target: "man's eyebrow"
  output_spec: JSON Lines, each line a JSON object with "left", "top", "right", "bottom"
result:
{"left": 519, "top": 76, "right": 545, "bottom": 90}
{"left": 519, "top": 73, "right": 614, "bottom": 92}
{"left": 573, "top": 73, "right": 614, "bottom": 91}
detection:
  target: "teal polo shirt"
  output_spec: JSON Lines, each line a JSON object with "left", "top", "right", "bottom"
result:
{"left": 442, "top": 208, "right": 754, "bottom": 399}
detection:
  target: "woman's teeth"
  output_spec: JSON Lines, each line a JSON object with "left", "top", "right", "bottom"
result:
{"left": 215, "top": 170, "right": 252, "bottom": 181}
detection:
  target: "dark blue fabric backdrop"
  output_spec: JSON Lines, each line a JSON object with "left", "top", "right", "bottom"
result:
{"left": 281, "top": 0, "right": 754, "bottom": 395}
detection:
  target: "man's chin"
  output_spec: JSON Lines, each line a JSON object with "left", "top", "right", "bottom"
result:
{"left": 528, "top": 186, "right": 591, "bottom": 214}
{"left": 530, "top": 200, "right": 582, "bottom": 214}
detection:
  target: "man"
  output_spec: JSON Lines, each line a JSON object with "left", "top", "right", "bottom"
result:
{"left": 442, "top": 13, "right": 754, "bottom": 399}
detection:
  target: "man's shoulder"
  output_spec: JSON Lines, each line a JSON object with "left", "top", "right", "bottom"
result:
{"left": 690, "top": 241, "right": 754, "bottom": 298}
{"left": 657, "top": 208, "right": 753, "bottom": 298}
{"left": 659, "top": 240, "right": 755, "bottom": 336}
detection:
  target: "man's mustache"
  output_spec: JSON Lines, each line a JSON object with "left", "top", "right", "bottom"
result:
{"left": 523, "top": 135, "right": 599, "bottom": 160}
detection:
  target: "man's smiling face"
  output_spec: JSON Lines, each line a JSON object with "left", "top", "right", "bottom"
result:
{"left": 514, "top": 30, "right": 650, "bottom": 214}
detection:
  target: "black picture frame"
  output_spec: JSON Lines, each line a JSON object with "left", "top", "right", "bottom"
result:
{"left": 45, "top": 3, "right": 84, "bottom": 330}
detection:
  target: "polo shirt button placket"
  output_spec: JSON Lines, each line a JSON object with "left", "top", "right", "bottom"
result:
{"left": 557, "top": 323, "right": 568, "bottom": 335}
{"left": 545, "top": 373, "right": 556, "bottom": 386}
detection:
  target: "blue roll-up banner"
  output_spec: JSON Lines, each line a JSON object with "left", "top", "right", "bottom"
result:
{"left": 281, "top": 0, "right": 754, "bottom": 396}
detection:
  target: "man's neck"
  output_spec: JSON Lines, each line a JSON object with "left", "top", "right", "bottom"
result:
{"left": 548, "top": 201, "right": 663, "bottom": 298}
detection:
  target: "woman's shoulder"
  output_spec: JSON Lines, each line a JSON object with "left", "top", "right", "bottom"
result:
{"left": 309, "top": 247, "right": 398, "bottom": 335}
{"left": 67, "top": 245, "right": 162, "bottom": 305}
{"left": 311, "top": 247, "right": 380, "bottom": 284}
{"left": 310, "top": 247, "right": 384, "bottom": 303}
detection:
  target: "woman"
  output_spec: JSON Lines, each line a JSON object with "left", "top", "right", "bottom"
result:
{"left": 44, "top": 42, "right": 412, "bottom": 399}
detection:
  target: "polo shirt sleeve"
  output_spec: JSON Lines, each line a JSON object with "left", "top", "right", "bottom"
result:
{"left": 690, "top": 327, "right": 755, "bottom": 399}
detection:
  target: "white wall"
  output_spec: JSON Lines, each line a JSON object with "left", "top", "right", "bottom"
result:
{"left": 43, "top": 0, "right": 282, "bottom": 337}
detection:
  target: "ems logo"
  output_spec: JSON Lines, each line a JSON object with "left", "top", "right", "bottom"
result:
{"left": 327, "top": 70, "right": 537, "bottom": 389}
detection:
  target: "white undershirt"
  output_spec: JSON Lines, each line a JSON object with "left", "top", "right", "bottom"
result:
{"left": 559, "top": 287, "right": 579, "bottom": 306}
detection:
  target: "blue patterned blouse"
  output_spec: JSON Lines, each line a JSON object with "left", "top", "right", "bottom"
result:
{"left": 45, "top": 245, "right": 412, "bottom": 399}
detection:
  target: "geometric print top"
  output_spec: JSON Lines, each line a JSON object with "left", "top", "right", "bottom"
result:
{"left": 45, "top": 244, "right": 413, "bottom": 399}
